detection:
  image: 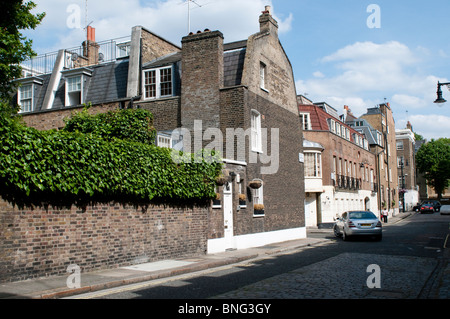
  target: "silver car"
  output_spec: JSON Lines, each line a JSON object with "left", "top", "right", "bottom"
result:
{"left": 333, "top": 211, "right": 382, "bottom": 241}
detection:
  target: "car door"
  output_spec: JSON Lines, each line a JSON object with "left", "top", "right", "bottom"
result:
{"left": 338, "top": 212, "right": 347, "bottom": 233}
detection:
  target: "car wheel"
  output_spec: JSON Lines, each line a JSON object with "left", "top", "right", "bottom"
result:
{"left": 333, "top": 225, "right": 341, "bottom": 238}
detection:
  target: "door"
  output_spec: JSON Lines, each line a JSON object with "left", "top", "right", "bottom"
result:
{"left": 305, "top": 193, "right": 317, "bottom": 227}
{"left": 223, "top": 182, "right": 234, "bottom": 250}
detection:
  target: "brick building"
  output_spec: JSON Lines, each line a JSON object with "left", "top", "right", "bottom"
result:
{"left": 396, "top": 122, "right": 419, "bottom": 211}
{"left": 298, "top": 98, "right": 378, "bottom": 227}
{"left": 11, "top": 7, "right": 306, "bottom": 255}
{"left": 359, "top": 103, "right": 399, "bottom": 216}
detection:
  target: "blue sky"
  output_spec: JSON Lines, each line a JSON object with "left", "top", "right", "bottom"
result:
{"left": 23, "top": 0, "right": 450, "bottom": 140}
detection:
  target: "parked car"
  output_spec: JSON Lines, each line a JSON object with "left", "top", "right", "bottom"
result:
{"left": 420, "top": 200, "right": 441, "bottom": 213}
{"left": 333, "top": 211, "right": 382, "bottom": 241}
{"left": 420, "top": 202, "right": 434, "bottom": 214}
{"left": 413, "top": 202, "right": 421, "bottom": 212}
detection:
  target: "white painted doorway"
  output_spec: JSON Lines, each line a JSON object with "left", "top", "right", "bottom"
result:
{"left": 223, "top": 182, "right": 234, "bottom": 250}
{"left": 305, "top": 193, "right": 318, "bottom": 227}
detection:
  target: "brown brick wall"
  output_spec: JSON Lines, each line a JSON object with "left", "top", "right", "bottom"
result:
{"left": 20, "top": 103, "right": 120, "bottom": 131}
{"left": 141, "top": 28, "right": 180, "bottom": 65}
{"left": 0, "top": 198, "right": 209, "bottom": 283}
{"left": 138, "top": 97, "right": 181, "bottom": 131}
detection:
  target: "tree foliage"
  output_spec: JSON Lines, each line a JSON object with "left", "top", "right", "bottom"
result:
{"left": 0, "top": 1, "right": 45, "bottom": 102}
{"left": 416, "top": 138, "right": 450, "bottom": 200}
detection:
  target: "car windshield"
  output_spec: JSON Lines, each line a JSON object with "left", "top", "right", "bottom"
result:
{"left": 349, "top": 211, "right": 376, "bottom": 219}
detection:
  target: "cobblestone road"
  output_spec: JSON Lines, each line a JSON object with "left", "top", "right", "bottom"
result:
{"left": 213, "top": 253, "right": 437, "bottom": 299}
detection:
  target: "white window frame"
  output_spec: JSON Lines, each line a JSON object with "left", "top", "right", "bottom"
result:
{"left": 157, "top": 134, "right": 173, "bottom": 149}
{"left": 117, "top": 41, "right": 131, "bottom": 58}
{"left": 62, "top": 68, "right": 92, "bottom": 107}
{"left": 300, "top": 113, "right": 312, "bottom": 131}
{"left": 143, "top": 66, "right": 174, "bottom": 100}
{"left": 251, "top": 110, "right": 262, "bottom": 153}
{"left": 329, "top": 119, "right": 336, "bottom": 133}
{"left": 304, "top": 151, "right": 322, "bottom": 178}
{"left": 18, "top": 84, "right": 33, "bottom": 113}
{"left": 16, "top": 77, "right": 43, "bottom": 113}
{"left": 260, "top": 62, "right": 266, "bottom": 90}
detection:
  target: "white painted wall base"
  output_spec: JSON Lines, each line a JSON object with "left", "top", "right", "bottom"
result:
{"left": 207, "top": 227, "right": 307, "bottom": 254}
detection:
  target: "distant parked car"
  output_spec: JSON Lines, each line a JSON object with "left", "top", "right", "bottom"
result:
{"left": 420, "top": 202, "right": 434, "bottom": 214}
{"left": 422, "top": 200, "right": 441, "bottom": 212}
{"left": 333, "top": 211, "right": 382, "bottom": 241}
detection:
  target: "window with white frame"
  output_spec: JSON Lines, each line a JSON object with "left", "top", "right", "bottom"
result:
{"left": 396, "top": 141, "right": 404, "bottom": 150}
{"left": 251, "top": 110, "right": 262, "bottom": 152}
{"left": 117, "top": 42, "right": 131, "bottom": 58}
{"left": 300, "top": 113, "right": 311, "bottom": 131}
{"left": 329, "top": 119, "right": 336, "bottom": 133}
{"left": 143, "top": 66, "right": 173, "bottom": 99}
{"left": 260, "top": 62, "right": 266, "bottom": 90}
{"left": 18, "top": 84, "right": 33, "bottom": 113}
{"left": 157, "top": 134, "right": 172, "bottom": 149}
{"left": 66, "top": 75, "right": 82, "bottom": 106}
{"left": 304, "top": 152, "right": 322, "bottom": 178}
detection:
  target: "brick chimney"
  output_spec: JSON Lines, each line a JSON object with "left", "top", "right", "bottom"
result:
{"left": 180, "top": 29, "right": 224, "bottom": 134}
{"left": 259, "top": 5, "right": 278, "bottom": 37}
{"left": 82, "top": 26, "right": 100, "bottom": 66}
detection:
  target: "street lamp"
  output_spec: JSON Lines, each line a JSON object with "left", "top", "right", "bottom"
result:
{"left": 434, "top": 81, "right": 450, "bottom": 104}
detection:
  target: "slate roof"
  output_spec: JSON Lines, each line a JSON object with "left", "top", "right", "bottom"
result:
{"left": 15, "top": 38, "right": 246, "bottom": 113}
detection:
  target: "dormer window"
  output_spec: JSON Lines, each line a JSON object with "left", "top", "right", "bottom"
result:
{"left": 117, "top": 42, "right": 131, "bottom": 58}
{"left": 143, "top": 66, "right": 173, "bottom": 100}
{"left": 16, "top": 76, "right": 43, "bottom": 113}
{"left": 18, "top": 84, "right": 32, "bottom": 113}
{"left": 62, "top": 67, "right": 92, "bottom": 107}
{"left": 67, "top": 75, "right": 82, "bottom": 106}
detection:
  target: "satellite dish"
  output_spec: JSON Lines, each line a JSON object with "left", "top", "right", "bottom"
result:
{"left": 98, "top": 52, "right": 104, "bottom": 62}
{"left": 71, "top": 53, "right": 79, "bottom": 61}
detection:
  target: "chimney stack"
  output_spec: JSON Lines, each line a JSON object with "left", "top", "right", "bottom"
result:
{"left": 83, "top": 26, "right": 99, "bottom": 66}
{"left": 181, "top": 30, "right": 224, "bottom": 146}
{"left": 259, "top": 5, "right": 278, "bottom": 37}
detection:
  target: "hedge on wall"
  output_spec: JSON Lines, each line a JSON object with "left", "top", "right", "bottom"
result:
{"left": 62, "top": 106, "right": 157, "bottom": 144}
{"left": 0, "top": 106, "right": 222, "bottom": 205}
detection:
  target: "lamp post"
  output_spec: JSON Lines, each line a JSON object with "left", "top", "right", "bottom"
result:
{"left": 434, "top": 81, "right": 450, "bottom": 104}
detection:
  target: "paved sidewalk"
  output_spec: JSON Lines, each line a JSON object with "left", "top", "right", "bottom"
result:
{"left": 0, "top": 236, "right": 328, "bottom": 299}
{"left": 0, "top": 211, "right": 414, "bottom": 299}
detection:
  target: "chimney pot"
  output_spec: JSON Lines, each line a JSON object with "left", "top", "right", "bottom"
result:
{"left": 265, "top": 5, "right": 271, "bottom": 14}
{"left": 87, "top": 26, "right": 95, "bottom": 42}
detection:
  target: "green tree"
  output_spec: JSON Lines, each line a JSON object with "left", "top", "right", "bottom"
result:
{"left": 416, "top": 138, "right": 450, "bottom": 201}
{"left": 0, "top": 1, "right": 45, "bottom": 103}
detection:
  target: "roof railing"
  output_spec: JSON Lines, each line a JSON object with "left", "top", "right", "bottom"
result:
{"left": 20, "top": 35, "right": 131, "bottom": 78}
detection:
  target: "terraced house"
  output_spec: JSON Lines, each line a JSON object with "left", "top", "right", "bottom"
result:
{"left": 11, "top": 6, "right": 306, "bottom": 255}
{"left": 298, "top": 97, "right": 378, "bottom": 228}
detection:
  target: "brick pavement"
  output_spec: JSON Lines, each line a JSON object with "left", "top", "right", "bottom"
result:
{"left": 213, "top": 252, "right": 437, "bottom": 299}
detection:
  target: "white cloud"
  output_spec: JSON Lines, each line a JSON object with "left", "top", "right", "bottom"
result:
{"left": 27, "top": 0, "right": 293, "bottom": 53}
{"left": 405, "top": 114, "right": 450, "bottom": 140}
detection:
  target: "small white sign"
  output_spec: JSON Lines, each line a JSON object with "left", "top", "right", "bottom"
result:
{"left": 299, "top": 153, "right": 304, "bottom": 163}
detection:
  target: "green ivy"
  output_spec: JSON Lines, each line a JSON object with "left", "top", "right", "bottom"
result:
{"left": 63, "top": 106, "right": 157, "bottom": 144}
{"left": 0, "top": 107, "right": 222, "bottom": 205}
